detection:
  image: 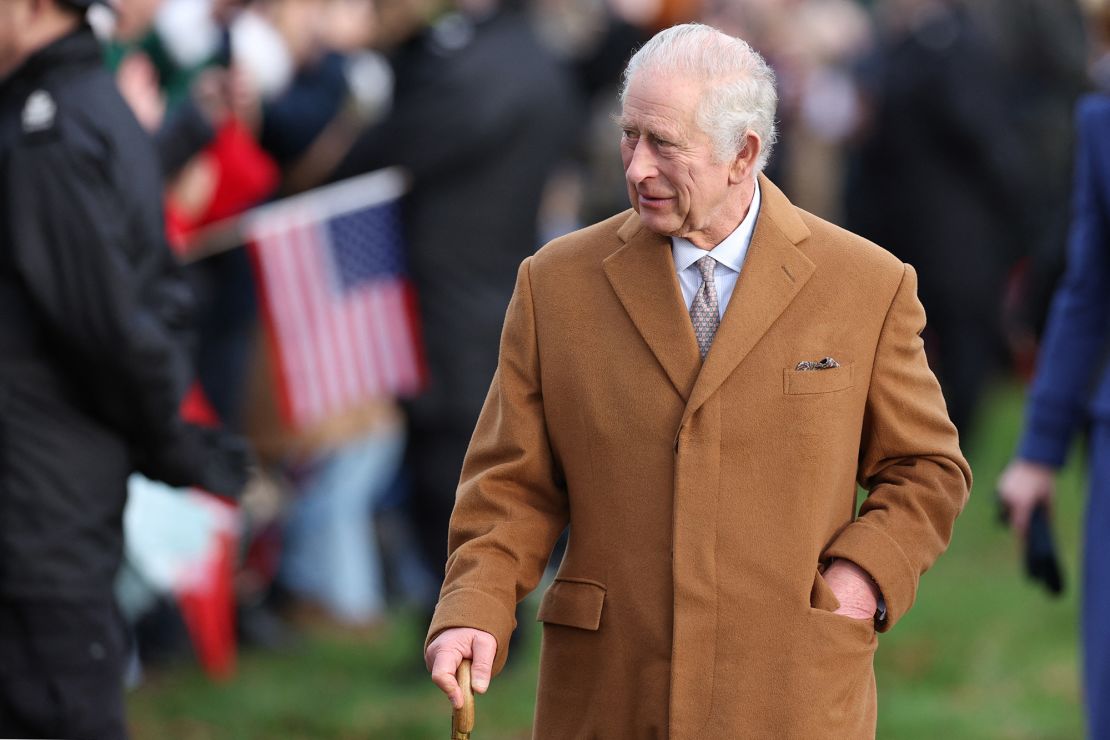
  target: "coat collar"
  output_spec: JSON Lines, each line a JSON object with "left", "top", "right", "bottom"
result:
{"left": 604, "top": 174, "right": 815, "bottom": 421}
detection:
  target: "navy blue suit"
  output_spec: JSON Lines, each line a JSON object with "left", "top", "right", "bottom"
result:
{"left": 1018, "top": 93, "right": 1110, "bottom": 739}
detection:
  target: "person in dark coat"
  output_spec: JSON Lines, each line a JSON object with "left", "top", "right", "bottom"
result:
{"left": 333, "top": 0, "right": 580, "bottom": 604}
{"left": 986, "top": 0, "right": 1088, "bottom": 345}
{"left": 998, "top": 93, "right": 1110, "bottom": 740}
{"left": 846, "top": 0, "right": 1027, "bottom": 435}
{"left": 0, "top": 1, "right": 248, "bottom": 737}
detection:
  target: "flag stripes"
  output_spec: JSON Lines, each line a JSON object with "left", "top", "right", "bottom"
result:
{"left": 248, "top": 191, "right": 424, "bottom": 430}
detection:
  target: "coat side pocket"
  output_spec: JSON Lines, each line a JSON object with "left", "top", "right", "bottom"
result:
{"left": 809, "top": 568, "right": 842, "bottom": 612}
{"left": 537, "top": 578, "right": 606, "bottom": 631}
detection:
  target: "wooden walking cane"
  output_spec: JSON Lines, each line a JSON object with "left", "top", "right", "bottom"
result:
{"left": 452, "top": 659, "right": 476, "bottom": 740}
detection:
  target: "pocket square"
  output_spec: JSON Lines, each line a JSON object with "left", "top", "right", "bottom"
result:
{"left": 795, "top": 357, "right": 840, "bottom": 371}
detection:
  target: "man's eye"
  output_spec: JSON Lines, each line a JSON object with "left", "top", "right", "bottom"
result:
{"left": 654, "top": 136, "right": 674, "bottom": 148}
{"left": 622, "top": 129, "right": 639, "bottom": 141}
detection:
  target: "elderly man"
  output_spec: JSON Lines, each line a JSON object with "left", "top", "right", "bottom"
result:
{"left": 425, "top": 23, "right": 971, "bottom": 738}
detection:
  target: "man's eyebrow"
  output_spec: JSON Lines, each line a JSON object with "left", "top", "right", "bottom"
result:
{"left": 612, "top": 114, "right": 683, "bottom": 140}
{"left": 612, "top": 113, "right": 634, "bottom": 129}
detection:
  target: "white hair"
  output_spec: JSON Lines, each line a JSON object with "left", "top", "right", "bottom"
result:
{"left": 620, "top": 23, "right": 779, "bottom": 172}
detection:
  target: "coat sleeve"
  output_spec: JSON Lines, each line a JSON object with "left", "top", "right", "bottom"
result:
{"left": 1017, "top": 95, "right": 1110, "bottom": 468}
{"left": 824, "top": 263, "right": 973, "bottom": 630}
{"left": 426, "top": 257, "right": 569, "bottom": 675}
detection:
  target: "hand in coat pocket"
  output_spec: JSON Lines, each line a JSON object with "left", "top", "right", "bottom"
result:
{"left": 820, "top": 559, "right": 880, "bottom": 621}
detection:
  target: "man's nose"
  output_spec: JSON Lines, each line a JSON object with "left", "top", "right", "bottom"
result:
{"left": 624, "top": 140, "right": 656, "bottom": 183}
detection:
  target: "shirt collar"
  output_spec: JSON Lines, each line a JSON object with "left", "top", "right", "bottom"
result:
{"left": 671, "top": 180, "right": 762, "bottom": 274}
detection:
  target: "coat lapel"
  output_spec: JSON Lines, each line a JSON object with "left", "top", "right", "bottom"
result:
{"left": 680, "top": 176, "right": 815, "bottom": 426}
{"left": 604, "top": 214, "right": 702, "bottom": 401}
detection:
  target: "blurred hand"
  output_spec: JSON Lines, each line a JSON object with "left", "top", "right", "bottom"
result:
{"left": 135, "top": 422, "right": 252, "bottom": 499}
{"left": 192, "top": 426, "right": 253, "bottom": 499}
{"left": 822, "top": 559, "right": 880, "bottom": 621}
{"left": 227, "top": 65, "right": 262, "bottom": 135}
{"left": 998, "top": 458, "right": 1056, "bottom": 539}
{"left": 425, "top": 628, "right": 497, "bottom": 709}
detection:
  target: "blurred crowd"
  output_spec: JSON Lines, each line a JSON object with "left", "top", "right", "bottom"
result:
{"left": 71, "top": 0, "right": 1108, "bottom": 688}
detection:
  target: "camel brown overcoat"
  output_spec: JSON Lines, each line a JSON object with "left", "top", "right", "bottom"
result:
{"left": 428, "top": 176, "right": 972, "bottom": 739}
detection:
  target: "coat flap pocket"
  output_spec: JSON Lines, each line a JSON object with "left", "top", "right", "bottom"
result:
{"left": 537, "top": 578, "right": 606, "bottom": 630}
{"left": 783, "top": 362, "right": 854, "bottom": 395}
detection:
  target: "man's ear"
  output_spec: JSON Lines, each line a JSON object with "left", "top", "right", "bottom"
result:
{"left": 729, "top": 133, "right": 761, "bottom": 184}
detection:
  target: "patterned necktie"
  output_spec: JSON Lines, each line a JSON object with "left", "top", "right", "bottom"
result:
{"left": 690, "top": 255, "right": 719, "bottom": 359}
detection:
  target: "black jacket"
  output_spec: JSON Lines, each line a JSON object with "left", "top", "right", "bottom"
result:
{"left": 335, "top": 10, "right": 580, "bottom": 429}
{"left": 0, "top": 27, "right": 245, "bottom": 601}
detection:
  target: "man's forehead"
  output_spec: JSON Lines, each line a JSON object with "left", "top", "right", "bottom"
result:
{"left": 619, "top": 92, "right": 698, "bottom": 138}
{"left": 623, "top": 70, "right": 703, "bottom": 113}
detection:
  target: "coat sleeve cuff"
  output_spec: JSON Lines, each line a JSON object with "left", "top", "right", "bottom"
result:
{"left": 823, "top": 519, "right": 917, "bottom": 632}
{"left": 1017, "top": 400, "right": 1079, "bottom": 469}
{"left": 1017, "top": 429, "right": 1070, "bottom": 469}
{"left": 425, "top": 587, "right": 517, "bottom": 676}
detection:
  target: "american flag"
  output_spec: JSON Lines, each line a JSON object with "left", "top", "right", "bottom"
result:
{"left": 247, "top": 170, "right": 425, "bottom": 429}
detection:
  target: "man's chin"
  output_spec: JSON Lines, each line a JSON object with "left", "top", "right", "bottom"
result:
{"left": 636, "top": 211, "right": 678, "bottom": 237}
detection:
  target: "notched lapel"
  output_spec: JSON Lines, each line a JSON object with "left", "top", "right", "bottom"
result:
{"left": 604, "top": 214, "right": 702, "bottom": 401}
{"left": 681, "top": 179, "right": 816, "bottom": 426}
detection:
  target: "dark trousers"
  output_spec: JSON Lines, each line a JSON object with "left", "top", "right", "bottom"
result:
{"left": 407, "top": 421, "right": 473, "bottom": 591}
{"left": 0, "top": 599, "right": 128, "bottom": 740}
{"left": 1086, "top": 425, "right": 1110, "bottom": 740}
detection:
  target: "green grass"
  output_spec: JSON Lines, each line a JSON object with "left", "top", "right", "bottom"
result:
{"left": 128, "top": 610, "right": 542, "bottom": 739}
{"left": 871, "top": 381, "right": 1085, "bottom": 740}
{"left": 128, "top": 381, "right": 1086, "bottom": 739}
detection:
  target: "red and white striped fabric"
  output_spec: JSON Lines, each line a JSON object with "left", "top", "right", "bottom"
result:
{"left": 247, "top": 169, "right": 424, "bottom": 429}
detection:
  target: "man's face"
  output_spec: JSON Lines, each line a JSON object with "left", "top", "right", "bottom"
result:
{"left": 619, "top": 70, "right": 750, "bottom": 249}
{"left": 268, "top": 0, "right": 330, "bottom": 64}
{"left": 372, "top": 0, "right": 431, "bottom": 51}
{"left": 0, "top": 0, "right": 34, "bottom": 79}
{"left": 322, "top": 0, "right": 376, "bottom": 52}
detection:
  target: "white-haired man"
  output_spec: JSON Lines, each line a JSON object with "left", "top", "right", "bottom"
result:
{"left": 424, "top": 23, "right": 970, "bottom": 738}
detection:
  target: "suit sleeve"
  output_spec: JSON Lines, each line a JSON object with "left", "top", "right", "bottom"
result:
{"left": 1017, "top": 96, "right": 1110, "bottom": 468}
{"left": 824, "top": 263, "right": 973, "bottom": 630}
{"left": 425, "top": 257, "right": 569, "bottom": 674}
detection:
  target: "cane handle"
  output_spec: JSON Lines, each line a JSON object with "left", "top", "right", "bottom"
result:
{"left": 451, "top": 658, "right": 475, "bottom": 739}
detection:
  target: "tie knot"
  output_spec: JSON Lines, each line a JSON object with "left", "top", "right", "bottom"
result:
{"left": 696, "top": 255, "right": 716, "bottom": 282}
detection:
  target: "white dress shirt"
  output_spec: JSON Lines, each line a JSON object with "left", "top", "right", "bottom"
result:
{"left": 671, "top": 181, "right": 762, "bottom": 319}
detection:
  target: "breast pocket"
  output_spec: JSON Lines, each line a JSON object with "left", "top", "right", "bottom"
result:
{"left": 782, "top": 362, "right": 855, "bottom": 395}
